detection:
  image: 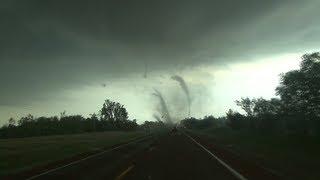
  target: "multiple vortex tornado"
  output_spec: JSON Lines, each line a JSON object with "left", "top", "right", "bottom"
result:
{"left": 152, "top": 89, "right": 173, "bottom": 124}
{"left": 152, "top": 75, "right": 191, "bottom": 124}
{"left": 171, "top": 75, "right": 191, "bottom": 117}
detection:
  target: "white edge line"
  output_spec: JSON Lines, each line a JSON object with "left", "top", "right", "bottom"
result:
{"left": 183, "top": 132, "right": 248, "bottom": 180}
{"left": 26, "top": 136, "right": 151, "bottom": 180}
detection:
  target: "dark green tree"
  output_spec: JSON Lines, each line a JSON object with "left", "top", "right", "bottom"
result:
{"left": 276, "top": 52, "right": 320, "bottom": 135}
{"left": 100, "top": 99, "right": 132, "bottom": 130}
{"left": 235, "top": 97, "right": 254, "bottom": 116}
{"left": 226, "top": 109, "right": 248, "bottom": 130}
{"left": 8, "top": 118, "right": 16, "bottom": 127}
{"left": 100, "top": 99, "right": 128, "bottom": 122}
{"left": 18, "top": 114, "right": 34, "bottom": 126}
{"left": 252, "top": 98, "right": 281, "bottom": 116}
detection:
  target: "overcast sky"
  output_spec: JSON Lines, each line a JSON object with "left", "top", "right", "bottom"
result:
{"left": 0, "top": 0, "right": 319, "bottom": 124}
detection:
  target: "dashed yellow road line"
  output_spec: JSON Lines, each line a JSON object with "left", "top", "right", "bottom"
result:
{"left": 115, "top": 165, "right": 135, "bottom": 180}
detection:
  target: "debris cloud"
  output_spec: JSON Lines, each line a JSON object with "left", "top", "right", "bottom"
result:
{"left": 153, "top": 114, "right": 162, "bottom": 122}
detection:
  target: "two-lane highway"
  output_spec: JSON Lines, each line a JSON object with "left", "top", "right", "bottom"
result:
{"left": 123, "top": 131, "right": 238, "bottom": 180}
{"left": 15, "top": 130, "right": 280, "bottom": 180}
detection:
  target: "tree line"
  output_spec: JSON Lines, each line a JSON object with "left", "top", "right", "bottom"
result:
{"left": 0, "top": 99, "right": 140, "bottom": 138}
{"left": 182, "top": 52, "right": 320, "bottom": 136}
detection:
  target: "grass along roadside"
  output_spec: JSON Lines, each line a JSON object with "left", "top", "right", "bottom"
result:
{"left": 189, "top": 127, "right": 320, "bottom": 180}
{"left": 0, "top": 131, "right": 145, "bottom": 176}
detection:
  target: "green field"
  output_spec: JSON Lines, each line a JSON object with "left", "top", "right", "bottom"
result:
{"left": 0, "top": 131, "right": 145, "bottom": 175}
{"left": 192, "top": 128, "right": 320, "bottom": 180}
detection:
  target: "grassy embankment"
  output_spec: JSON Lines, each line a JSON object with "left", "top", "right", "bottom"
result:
{"left": 192, "top": 127, "right": 320, "bottom": 180}
{"left": 0, "top": 131, "right": 145, "bottom": 175}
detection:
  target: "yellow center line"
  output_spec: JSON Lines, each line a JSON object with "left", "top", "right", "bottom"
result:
{"left": 114, "top": 165, "right": 135, "bottom": 180}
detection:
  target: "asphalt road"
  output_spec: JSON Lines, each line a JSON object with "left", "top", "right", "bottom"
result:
{"left": 15, "top": 130, "right": 279, "bottom": 180}
{"left": 123, "top": 132, "right": 237, "bottom": 180}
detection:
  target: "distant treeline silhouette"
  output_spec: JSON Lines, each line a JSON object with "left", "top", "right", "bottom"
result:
{"left": 0, "top": 99, "right": 140, "bottom": 138}
{"left": 182, "top": 52, "right": 320, "bottom": 136}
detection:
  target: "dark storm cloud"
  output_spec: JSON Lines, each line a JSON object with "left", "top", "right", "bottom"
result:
{"left": 0, "top": 0, "right": 319, "bottom": 105}
{"left": 0, "top": 0, "right": 294, "bottom": 59}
